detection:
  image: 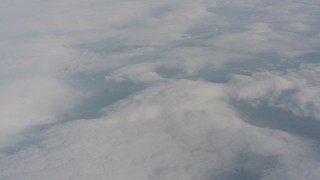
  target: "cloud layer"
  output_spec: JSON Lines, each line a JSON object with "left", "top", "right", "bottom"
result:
{"left": 0, "top": 0, "right": 320, "bottom": 179}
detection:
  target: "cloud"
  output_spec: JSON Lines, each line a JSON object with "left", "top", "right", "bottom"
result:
{"left": 0, "top": 0, "right": 320, "bottom": 179}
{"left": 1, "top": 81, "right": 320, "bottom": 180}
{"left": 227, "top": 63, "right": 320, "bottom": 120}
{"left": 0, "top": 77, "right": 84, "bottom": 148}
{"left": 105, "top": 63, "right": 162, "bottom": 84}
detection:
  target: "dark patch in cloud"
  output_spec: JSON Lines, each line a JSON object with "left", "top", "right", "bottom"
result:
{"left": 233, "top": 100, "right": 320, "bottom": 142}
{"left": 214, "top": 152, "right": 278, "bottom": 180}
{"left": 64, "top": 72, "right": 147, "bottom": 121}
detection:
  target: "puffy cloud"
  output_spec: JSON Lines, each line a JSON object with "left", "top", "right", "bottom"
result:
{"left": 105, "top": 63, "right": 162, "bottom": 84}
{"left": 227, "top": 73, "right": 294, "bottom": 101}
{"left": 1, "top": 0, "right": 320, "bottom": 179}
{"left": 228, "top": 63, "right": 320, "bottom": 120}
{"left": 1, "top": 81, "right": 320, "bottom": 180}
{"left": 0, "top": 77, "right": 84, "bottom": 148}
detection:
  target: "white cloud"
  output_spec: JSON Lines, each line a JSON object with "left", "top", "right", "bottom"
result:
{"left": 1, "top": 81, "right": 319, "bottom": 180}
{"left": 105, "top": 63, "right": 162, "bottom": 84}
{"left": 0, "top": 0, "right": 320, "bottom": 179}
{"left": 227, "top": 73, "right": 294, "bottom": 101}
{"left": 0, "top": 77, "right": 84, "bottom": 148}
{"left": 227, "top": 63, "right": 320, "bottom": 120}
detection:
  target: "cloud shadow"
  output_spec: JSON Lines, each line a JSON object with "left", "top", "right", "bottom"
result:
{"left": 232, "top": 100, "right": 320, "bottom": 143}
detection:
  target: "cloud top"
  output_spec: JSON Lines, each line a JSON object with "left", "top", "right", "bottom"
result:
{"left": 0, "top": 0, "right": 320, "bottom": 179}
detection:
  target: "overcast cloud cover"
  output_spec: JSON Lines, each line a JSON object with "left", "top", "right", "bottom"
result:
{"left": 0, "top": 0, "right": 320, "bottom": 179}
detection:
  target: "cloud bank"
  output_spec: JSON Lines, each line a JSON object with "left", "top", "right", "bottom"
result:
{"left": 0, "top": 0, "right": 320, "bottom": 179}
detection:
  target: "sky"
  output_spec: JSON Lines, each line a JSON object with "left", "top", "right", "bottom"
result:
{"left": 0, "top": 0, "right": 320, "bottom": 179}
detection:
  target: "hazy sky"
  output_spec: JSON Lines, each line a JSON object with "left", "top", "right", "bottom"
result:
{"left": 0, "top": 0, "right": 320, "bottom": 179}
